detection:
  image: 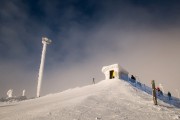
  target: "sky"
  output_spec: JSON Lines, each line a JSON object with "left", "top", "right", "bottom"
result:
{"left": 0, "top": 0, "right": 180, "bottom": 98}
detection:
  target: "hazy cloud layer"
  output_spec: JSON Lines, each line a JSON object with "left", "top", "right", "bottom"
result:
{"left": 0, "top": 0, "right": 180, "bottom": 98}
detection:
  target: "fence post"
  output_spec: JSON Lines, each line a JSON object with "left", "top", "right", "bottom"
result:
{"left": 151, "top": 80, "right": 157, "bottom": 105}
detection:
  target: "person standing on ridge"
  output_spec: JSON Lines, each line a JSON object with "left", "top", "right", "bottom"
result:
{"left": 167, "top": 91, "right": 171, "bottom": 100}
{"left": 156, "top": 87, "right": 160, "bottom": 96}
{"left": 131, "top": 75, "right": 136, "bottom": 83}
{"left": 131, "top": 75, "right": 136, "bottom": 80}
{"left": 92, "top": 78, "right": 95, "bottom": 84}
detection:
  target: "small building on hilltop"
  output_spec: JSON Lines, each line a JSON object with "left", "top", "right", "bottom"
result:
{"left": 102, "top": 64, "right": 129, "bottom": 81}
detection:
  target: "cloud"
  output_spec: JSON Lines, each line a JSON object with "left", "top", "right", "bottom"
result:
{"left": 0, "top": 0, "right": 180, "bottom": 98}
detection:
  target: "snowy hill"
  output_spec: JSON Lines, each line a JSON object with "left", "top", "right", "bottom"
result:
{"left": 0, "top": 79, "right": 180, "bottom": 120}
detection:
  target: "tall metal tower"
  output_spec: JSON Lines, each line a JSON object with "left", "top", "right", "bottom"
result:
{"left": 37, "top": 37, "right": 52, "bottom": 97}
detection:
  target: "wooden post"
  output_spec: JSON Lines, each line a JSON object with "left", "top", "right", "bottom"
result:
{"left": 151, "top": 80, "right": 157, "bottom": 105}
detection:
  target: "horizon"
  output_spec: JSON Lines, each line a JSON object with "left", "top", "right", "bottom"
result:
{"left": 0, "top": 0, "right": 180, "bottom": 98}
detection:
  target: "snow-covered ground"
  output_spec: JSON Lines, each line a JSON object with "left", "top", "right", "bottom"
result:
{"left": 0, "top": 79, "right": 180, "bottom": 120}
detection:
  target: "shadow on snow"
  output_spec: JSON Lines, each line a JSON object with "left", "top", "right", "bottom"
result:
{"left": 121, "top": 78, "right": 180, "bottom": 108}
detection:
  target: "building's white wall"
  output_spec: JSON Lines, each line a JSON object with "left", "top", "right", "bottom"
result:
{"left": 104, "top": 71, "right": 109, "bottom": 79}
{"left": 102, "top": 64, "right": 119, "bottom": 79}
{"left": 102, "top": 64, "right": 128, "bottom": 80}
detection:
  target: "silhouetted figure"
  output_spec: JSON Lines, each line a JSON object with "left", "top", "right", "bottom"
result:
{"left": 130, "top": 75, "right": 136, "bottom": 83}
{"left": 167, "top": 91, "right": 171, "bottom": 100}
{"left": 156, "top": 87, "right": 163, "bottom": 96}
{"left": 92, "top": 78, "right": 95, "bottom": 84}
{"left": 156, "top": 87, "right": 160, "bottom": 96}
{"left": 131, "top": 75, "right": 136, "bottom": 80}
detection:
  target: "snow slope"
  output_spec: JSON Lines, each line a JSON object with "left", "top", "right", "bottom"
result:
{"left": 0, "top": 79, "right": 180, "bottom": 120}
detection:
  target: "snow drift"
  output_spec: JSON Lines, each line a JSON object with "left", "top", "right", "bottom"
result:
{"left": 0, "top": 79, "right": 180, "bottom": 120}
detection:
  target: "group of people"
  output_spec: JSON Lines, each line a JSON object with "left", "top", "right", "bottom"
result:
{"left": 131, "top": 74, "right": 172, "bottom": 101}
{"left": 131, "top": 74, "right": 173, "bottom": 101}
{"left": 156, "top": 87, "right": 172, "bottom": 100}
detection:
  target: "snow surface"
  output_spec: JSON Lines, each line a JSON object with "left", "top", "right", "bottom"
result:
{"left": 0, "top": 79, "right": 180, "bottom": 120}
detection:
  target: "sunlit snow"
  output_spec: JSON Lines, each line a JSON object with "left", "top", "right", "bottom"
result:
{"left": 0, "top": 79, "right": 180, "bottom": 120}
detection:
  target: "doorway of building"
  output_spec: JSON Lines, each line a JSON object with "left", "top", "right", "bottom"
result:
{"left": 109, "top": 70, "right": 114, "bottom": 79}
